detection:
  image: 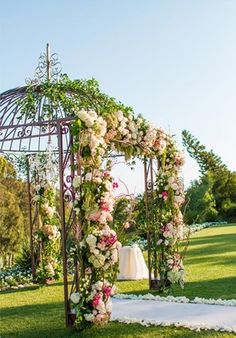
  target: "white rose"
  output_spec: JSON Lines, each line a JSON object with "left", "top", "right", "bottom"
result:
{"left": 94, "top": 280, "right": 103, "bottom": 290}
{"left": 88, "top": 110, "right": 97, "bottom": 120}
{"left": 73, "top": 176, "right": 81, "bottom": 188}
{"left": 84, "top": 313, "right": 94, "bottom": 322}
{"left": 85, "top": 172, "right": 92, "bottom": 181}
{"left": 85, "top": 117, "right": 94, "bottom": 128}
{"left": 70, "top": 292, "right": 81, "bottom": 304}
{"left": 77, "top": 109, "right": 88, "bottom": 121}
{"left": 168, "top": 177, "right": 175, "bottom": 185}
{"left": 86, "top": 234, "right": 97, "bottom": 248}
{"left": 89, "top": 254, "right": 106, "bottom": 268}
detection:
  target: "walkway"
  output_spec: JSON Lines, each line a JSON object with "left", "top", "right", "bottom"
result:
{"left": 111, "top": 298, "right": 236, "bottom": 333}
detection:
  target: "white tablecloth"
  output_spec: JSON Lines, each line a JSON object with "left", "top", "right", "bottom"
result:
{"left": 117, "top": 245, "right": 149, "bottom": 280}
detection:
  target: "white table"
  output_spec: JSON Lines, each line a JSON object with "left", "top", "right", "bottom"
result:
{"left": 117, "top": 245, "right": 149, "bottom": 280}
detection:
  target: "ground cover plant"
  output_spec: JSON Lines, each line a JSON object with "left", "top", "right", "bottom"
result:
{"left": 0, "top": 223, "right": 235, "bottom": 337}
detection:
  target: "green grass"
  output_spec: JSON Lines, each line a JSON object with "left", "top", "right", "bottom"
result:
{"left": 0, "top": 223, "right": 236, "bottom": 338}
{"left": 117, "top": 223, "right": 236, "bottom": 300}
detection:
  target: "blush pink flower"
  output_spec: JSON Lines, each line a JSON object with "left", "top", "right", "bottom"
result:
{"left": 100, "top": 201, "right": 110, "bottom": 212}
{"left": 124, "top": 222, "right": 131, "bottom": 229}
{"left": 88, "top": 210, "right": 102, "bottom": 222}
{"left": 102, "top": 171, "right": 110, "bottom": 178}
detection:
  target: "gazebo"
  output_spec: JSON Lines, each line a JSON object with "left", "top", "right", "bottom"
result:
{"left": 0, "top": 45, "right": 186, "bottom": 329}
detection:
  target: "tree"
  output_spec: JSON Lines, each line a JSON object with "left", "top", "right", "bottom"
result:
{"left": 182, "top": 131, "right": 236, "bottom": 223}
{"left": 0, "top": 184, "right": 24, "bottom": 265}
{"left": 182, "top": 130, "right": 227, "bottom": 175}
{"left": 184, "top": 174, "right": 218, "bottom": 224}
{"left": 0, "top": 156, "right": 29, "bottom": 265}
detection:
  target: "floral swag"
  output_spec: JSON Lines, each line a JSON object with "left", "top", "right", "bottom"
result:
{"left": 69, "top": 108, "right": 186, "bottom": 329}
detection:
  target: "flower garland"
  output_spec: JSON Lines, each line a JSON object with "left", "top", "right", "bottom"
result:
{"left": 29, "top": 152, "right": 61, "bottom": 283}
{"left": 113, "top": 293, "right": 236, "bottom": 307}
{"left": 111, "top": 316, "right": 236, "bottom": 333}
{"left": 69, "top": 109, "right": 186, "bottom": 329}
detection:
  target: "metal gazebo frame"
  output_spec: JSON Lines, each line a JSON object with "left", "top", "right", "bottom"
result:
{"left": 0, "top": 45, "right": 158, "bottom": 327}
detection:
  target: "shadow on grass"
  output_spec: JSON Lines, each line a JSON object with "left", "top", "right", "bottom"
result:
{"left": 185, "top": 254, "right": 236, "bottom": 266}
{"left": 1, "top": 284, "right": 236, "bottom": 338}
{"left": 0, "top": 285, "right": 40, "bottom": 295}
{"left": 118, "top": 276, "right": 236, "bottom": 300}
{"left": 0, "top": 280, "right": 72, "bottom": 295}
{"left": 1, "top": 307, "right": 230, "bottom": 338}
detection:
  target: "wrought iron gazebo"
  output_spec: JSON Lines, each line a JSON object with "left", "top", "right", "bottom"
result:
{"left": 0, "top": 45, "right": 158, "bottom": 327}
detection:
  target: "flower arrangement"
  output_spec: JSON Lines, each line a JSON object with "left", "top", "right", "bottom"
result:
{"left": 68, "top": 106, "right": 187, "bottom": 329}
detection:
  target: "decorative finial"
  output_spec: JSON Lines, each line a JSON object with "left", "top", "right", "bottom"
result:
{"left": 32, "top": 44, "right": 62, "bottom": 83}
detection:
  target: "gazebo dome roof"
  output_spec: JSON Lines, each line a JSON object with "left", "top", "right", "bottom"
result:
{"left": 0, "top": 85, "right": 69, "bottom": 153}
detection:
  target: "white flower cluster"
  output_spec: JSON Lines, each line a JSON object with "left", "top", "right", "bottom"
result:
{"left": 86, "top": 280, "right": 116, "bottom": 324}
{"left": 0, "top": 267, "right": 33, "bottom": 291}
{"left": 44, "top": 256, "right": 59, "bottom": 277}
{"left": 189, "top": 222, "right": 227, "bottom": 234}
{"left": 76, "top": 109, "right": 107, "bottom": 157}
{"left": 113, "top": 293, "right": 236, "bottom": 307}
{"left": 75, "top": 109, "right": 170, "bottom": 158}
{"left": 42, "top": 224, "right": 60, "bottom": 240}
{"left": 82, "top": 225, "right": 121, "bottom": 270}
{"left": 111, "top": 316, "right": 236, "bottom": 333}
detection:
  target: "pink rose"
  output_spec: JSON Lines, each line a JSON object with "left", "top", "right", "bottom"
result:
{"left": 92, "top": 294, "right": 101, "bottom": 307}
{"left": 103, "top": 286, "right": 112, "bottom": 298}
{"left": 161, "top": 191, "right": 168, "bottom": 200}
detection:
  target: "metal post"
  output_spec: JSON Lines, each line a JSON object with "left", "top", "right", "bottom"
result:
{"left": 57, "top": 121, "right": 69, "bottom": 327}
{"left": 26, "top": 155, "right": 36, "bottom": 279}
{"left": 70, "top": 134, "right": 79, "bottom": 292}
{"left": 46, "top": 43, "right": 51, "bottom": 81}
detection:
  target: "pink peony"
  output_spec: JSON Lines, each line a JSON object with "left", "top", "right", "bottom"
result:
{"left": 103, "top": 286, "right": 112, "bottom": 298}
{"left": 92, "top": 294, "right": 102, "bottom": 307}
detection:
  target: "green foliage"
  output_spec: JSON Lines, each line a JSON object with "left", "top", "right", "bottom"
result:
{"left": 15, "top": 244, "right": 33, "bottom": 271}
{"left": 19, "top": 76, "right": 133, "bottom": 121}
{"left": 112, "top": 196, "right": 136, "bottom": 245}
{"left": 182, "top": 130, "right": 227, "bottom": 175}
{"left": 184, "top": 175, "right": 218, "bottom": 224}
{"left": 0, "top": 156, "right": 29, "bottom": 265}
{"left": 182, "top": 130, "right": 236, "bottom": 223}
{"left": 0, "top": 185, "right": 24, "bottom": 257}
{"left": 0, "top": 224, "right": 236, "bottom": 337}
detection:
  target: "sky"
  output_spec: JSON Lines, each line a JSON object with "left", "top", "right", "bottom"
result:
{"left": 1, "top": 0, "right": 236, "bottom": 194}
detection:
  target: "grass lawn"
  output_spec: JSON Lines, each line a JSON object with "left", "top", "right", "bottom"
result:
{"left": 0, "top": 223, "right": 236, "bottom": 338}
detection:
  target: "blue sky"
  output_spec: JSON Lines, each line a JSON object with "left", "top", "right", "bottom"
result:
{"left": 1, "top": 1, "right": 236, "bottom": 193}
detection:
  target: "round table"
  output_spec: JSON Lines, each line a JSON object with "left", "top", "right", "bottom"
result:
{"left": 117, "top": 245, "right": 149, "bottom": 280}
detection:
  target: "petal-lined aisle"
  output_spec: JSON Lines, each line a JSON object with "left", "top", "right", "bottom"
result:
{"left": 111, "top": 298, "right": 236, "bottom": 333}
